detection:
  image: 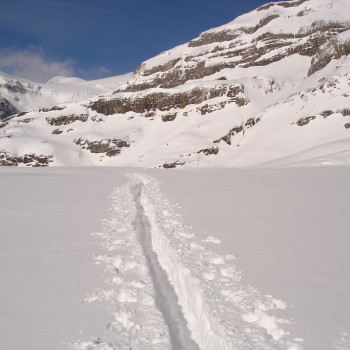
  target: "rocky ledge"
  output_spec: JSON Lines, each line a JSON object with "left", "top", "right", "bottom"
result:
{"left": 89, "top": 84, "right": 248, "bottom": 116}
{"left": 295, "top": 108, "right": 350, "bottom": 126}
{"left": 161, "top": 160, "right": 185, "bottom": 169}
{"left": 0, "top": 151, "right": 53, "bottom": 167}
{"left": 46, "top": 114, "right": 88, "bottom": 126}
{"left": 0, "top": 98, "right": 18, "bottom": 120}
{"left": 74, "top": 138, "right": 130, "bottom": 157}
{"left": 214, "top": 117, "right": 261, "bottom": 145}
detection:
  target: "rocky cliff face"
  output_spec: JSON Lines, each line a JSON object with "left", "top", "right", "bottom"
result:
{"left": 1, "top": 0, "right": 350, "bottom": 168}
{"left": 0, "top": 97, "right": 18, "bottom": 120}
{"left": 90, "top": 84, "right": 248, "bottom": 115}
{"left": 118, "top": 0, "right": 350, "bottom": 92}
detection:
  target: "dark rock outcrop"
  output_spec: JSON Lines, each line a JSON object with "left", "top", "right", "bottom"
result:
{"left": 17, "top": 118, "right": 34, "bottom": 124}
{"left": 196, "top": 102, "right": 227, "bottom": 115}
{"left": 91, "top": 84, "right": 248, "bottom": 116}
{"left": 188, "top": 15, "right": 279, "bottom": 48}
{"left": 74, "top": 138, "right": 130, "bottom": 156}
{"left": 46, "top": 114, "right": 88, "bottom": 126}
{"left": 308, "top": 36, "right": 350, "bottom": 76}
{"left": 121, "top": 61, "right": 238, "bottom": 91}
{"left": 162, "top": 160, "right": 185, "bottom": 168}
{"left": 0, "top": 80, "right": 41, "bottom": 95}
{"left": 188, "top": 30, "right": 240, "bottom": 48}
{"left": 257, "top": 0, "right": 309, "bottom": 12}
{"left": 296, "top": 115, "right": 316, "bottom": 126}
{"left": 295, "top": 108, "right": 350, "bottom": 126}
{"left": 277, "top": 0, "right": 309, "bottom": 8}
{"left": 39, "top": 105, "right": 66, "bottom": 113}
{"left": 161, "top": 113, "right": 177, "bottom": 122}
{"left": 340, "top": 108, "right": 350, "bottom": 116}
{"left": 214, "top": 117, "right": 261, "bottom": 145}
{"left": 198, "top": 147, "right": 219, "bottom": 155}
{"left": 143, "top": 58, "right": 182, "bottom": 76}
{"left": 0, "top": 151, "right": 53, "bottom": 167}
{"left": 0, "top": 81, "right": 27, "bottom": 94}
{"left": 0, "top": 97, "right": 18, "bottom": 120}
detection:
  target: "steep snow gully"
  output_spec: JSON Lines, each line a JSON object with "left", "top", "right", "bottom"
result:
{"left": 73, "top": 173, "right": 302, "bottom": 350}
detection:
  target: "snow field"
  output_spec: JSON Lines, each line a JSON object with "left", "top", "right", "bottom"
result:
{"left": 132, "top": 173, "right": 302, "bottom": 350}
{"left": 2, "top": 167, "right": 349, "bottom": 350}
{"left": 0, "top": 167, "right": 127, "bottom": 350}
{"left": 147, "top": 167, "right": 350, "bottom": 350}
{"left": 73, "top": 172, "right": 303, "bottom": 350}
{"left": 73, "top": 182, "right": 170, "bottom": 350}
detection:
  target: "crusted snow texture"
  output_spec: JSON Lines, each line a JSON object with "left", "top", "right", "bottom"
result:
{"left": 131, "top": 173, "right": 301, "bottom": 350}
{"left": 72, "top": 182, "right": 171, "bottom": 350}
{"left": 74, "top": 173, "right": 302, "bottom": 350}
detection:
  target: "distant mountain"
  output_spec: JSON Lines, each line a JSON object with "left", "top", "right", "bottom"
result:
{"left": 0, "top": 71, "right": 132, "bottom": 119}
{"left": 1, "top": 0, "right": 349, "bottom": 168}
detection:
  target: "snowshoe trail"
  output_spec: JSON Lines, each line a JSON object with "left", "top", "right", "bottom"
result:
{"left": 73, "top": 173, "right": 303, "bottom": 350}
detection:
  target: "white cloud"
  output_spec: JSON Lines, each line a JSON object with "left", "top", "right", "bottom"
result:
{"left": 98, "top": 66, "right": 111, "bottom": 76}
{"left": 0, "top": 48, "right": 75, "bottom": 83}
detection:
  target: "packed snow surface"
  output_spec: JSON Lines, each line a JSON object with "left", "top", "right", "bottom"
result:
{"left": 0, "top": 168, "right": 122, "bottom": 350}
{"left": 1, "top": 167, "right": 349, "bottom": 350}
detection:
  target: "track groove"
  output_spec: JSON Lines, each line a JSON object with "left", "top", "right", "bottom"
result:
{"left": 131, "top": 183, "right": 200, "bottom": 350}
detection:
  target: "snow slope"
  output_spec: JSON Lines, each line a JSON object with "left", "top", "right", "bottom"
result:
{"left": 1, "top": 0, "right": 350, "bottom": 168}
{"left": 0, "top": 70, "right": 131, "bottom": 115}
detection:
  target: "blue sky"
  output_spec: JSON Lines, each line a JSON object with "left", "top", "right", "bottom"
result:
{"left": 0, "top": 0, "right": 274, "bottom": 82}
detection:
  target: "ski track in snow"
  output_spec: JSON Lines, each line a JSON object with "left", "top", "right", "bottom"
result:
{"left": 72, "top": 182, "right": 170, "bottom": 350}
{"left": 132, "top": 183, "right": 200, "bottom": 350}
{"left": 72, "top": 173, "right": 302, "bottom": 350}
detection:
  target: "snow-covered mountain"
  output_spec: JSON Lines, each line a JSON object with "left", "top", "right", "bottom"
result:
{"left": 1, "top": 0, "right": 350, "bottom": 167}
{"left": 0, "top": 71, "right": 131, "bottom": 118}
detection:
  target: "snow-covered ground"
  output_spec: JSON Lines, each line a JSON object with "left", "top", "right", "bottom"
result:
{"left": 1, "top": 166, "right": 349, "bottom": 350}
{"left": 148, "top": 166, "right": 350, "bottom": 350}
{"left": 0, "top": 168, "right": 123, "bottom": 350}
